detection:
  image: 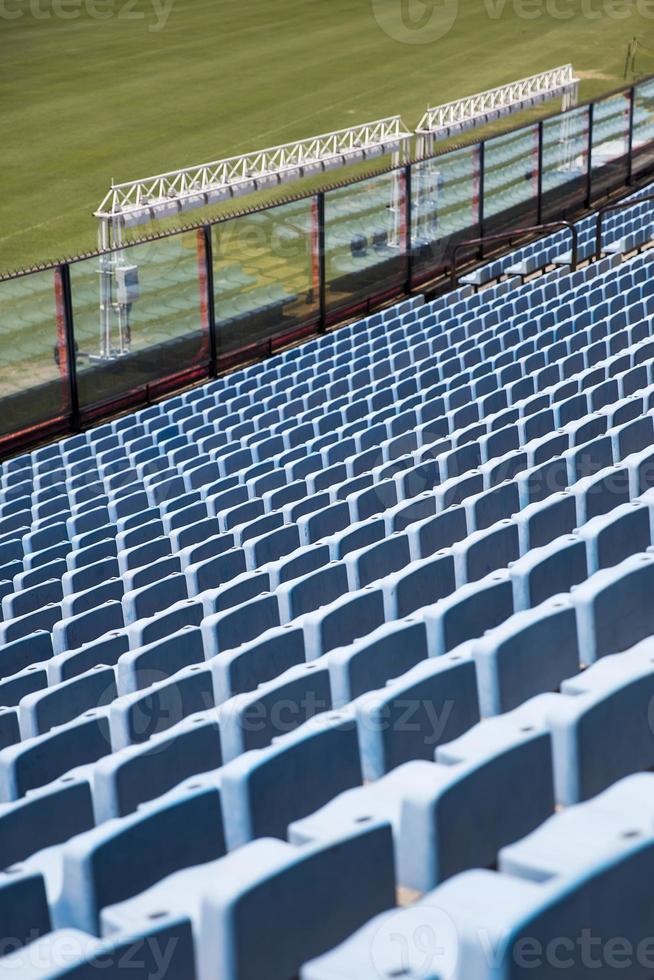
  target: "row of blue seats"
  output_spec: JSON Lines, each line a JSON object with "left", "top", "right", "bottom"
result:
{"left": 0, "top": 260, "right": 652, "bottom": 744}
{"left": 1, "top": 334, "right": 653, "bottom": 756}
{"left": 4, "top": 546, "right": 654, "bottom": 976}
{"left": 1, "top": 439, "right": 651, "bottom": 805}
{"left": 0, "top": 256, "right": 652, "bottom": 580}
{"left": 1, "top": 256, "right": 637, "bottom": 494}
{"left": 0, "top": 256, "right": 644, "bottom": 528}
{"left": 1, "top": 458, "right": 652, "bottom": 948}
{"left": 1, "top": 570, "right": 653, "bottom": 976}
{"left": 0, "top": 268, "right": 652, "bottom": 632}
{"left": 303, "top": 771, "right": 654, "bottom": 978}
{"left": 462, "top": 187, "right": 654, "bottom": 283}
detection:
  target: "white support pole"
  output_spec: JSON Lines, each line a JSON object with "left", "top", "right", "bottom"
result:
{"left": 97, "top": 218, "right": 113, "bottom": 360}
{"left": 559, "top": 81, "right": 581, "bottom": 172}
{"left": 390, "top": 148, "right": 402, "bottom": 248}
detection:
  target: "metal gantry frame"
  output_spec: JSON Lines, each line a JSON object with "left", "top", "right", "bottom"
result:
{"left": 93, "top": 117, "right": 412, "bottom": 359}
{"left": 95, "top": 117, "right": 412, "bottom": 239}
{"left": 415, "top": 64, "right": 580, "bottom": 149}
{"left": 92, "top": 73, "right": 584, "bottom": 361}
{"left": 413, "top": 65, "right": 580, "bottom": 251}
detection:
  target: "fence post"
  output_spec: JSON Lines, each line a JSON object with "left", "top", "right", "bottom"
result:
{"left": 586, "top": 102, "right": 594, "bottom": 208}
{"left": 201, "top": 225, "right": 218, "bottom": 376}
{"left": 627, "top": 86, "right": 635, "bottom": 185}
{"left": 58, "top": 263, "right": 81, "bottom": 433}
{"left": 536, "top": 120, "right": 544, "bottom": 225}
{"left": 478, "top": 141, "right": 486, "bottom": 257}
{"left": 317, "top": 191, "right": 327, "bottom": 333}
{"left": 404, "top": 163, "right": 413, "bottom": 292}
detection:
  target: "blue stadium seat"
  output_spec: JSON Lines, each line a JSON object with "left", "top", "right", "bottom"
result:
{"left": 0, "top": 772, "right": 94, "bottom": 870}
{"left": 406, "top": 504, "right": 468, "bottom": 559}
{"left": 0, "top": 919, "right": 197, "bottom": 978}
{"left": 326, "top": 618, "right": 429, "bottom": 707}
{"left": 355, "top": 652, "right": 479, "bottom": 779}
{"left": 0, "top": 868, "right": 50, "bottom": 951}
{"left": 452, "top": 519, "right": 519, "bottom": 585}
{"left": 109, "top": 663, "right": 215, "bottom": 747}
{"left": 509, "top": 534, "right": 587, "bottom": 611}
{"left": 201, "top": 592, "right": 280, "bottom": 654}
{"left": 294, "top": 696, "right": 554, "bottom": 893}
{"left": 472, "top": 594, "right": 579, "bottom": 714}
{"left": 219, "top": 661, "right": 332, "bottom": 759}
{"left": 0, "top": 711, "right": 112, "bottom": 801}
{"left": 48, "top": 630, "right": 129, "bottom": 682}
{"left": 93, "top": 714, "right": 221, "bottom": 825}
{"left": 220, "top": 708, "right": 362, "bottom": 847}
{"left": 18, "top": 665, "right": 116, "bottom": 737}
{"left": 421, "top": 569, "right": 514, "bottom": 656}
{"left": 302, "top": 587, "right": 386, "bottom": 660}
{"left": 277, "top": 563, "right": 348, "bottom": 621}
{"left": 344, "top": 533, "right": 410, "bottom": 589}
{"left": 578, "top": 499, "right": 651, "bottom": 572}
{"left": 103, "top": 826, "right": 394, "bottom": 980}
{"left": 116, "top": 625, "right": 204, "bottom": 694}
{"left": 55, "top": 784, "right": 226, "bottom": 934}
{"left": 572, "top": 552, "right": 654, "bottom": 663}
{"left": 544, "top": 640, "right": 654, "bottom": 803}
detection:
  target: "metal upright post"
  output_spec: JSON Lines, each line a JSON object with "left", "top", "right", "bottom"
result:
{"left": 478, "top": 141, "right": 486, "bottom": 256}
{"left": 586, "top": 102, "right": 594, "bottom": 207}
{"left": 404, "top": 164, "right": 413, "bottom": 293}
{"left": 58, "top": 263, "right": 81, "bottom": 433}
{"left": 98, "top": 218, "right": 113, "bottom": 360}
{"left": 390, "top": 149, "right": 402, "bottom": 249}
{"left": 317, "top": 192, "right": 327, "bottom": 333}
{"left": 627, "top": 86, "right": 635, "bottom": 185}
{"left": 536, "top": 120, "right": 544, "bottom": 225}
{"left": 202, "top": 225, "right": 218, "bottom": 376}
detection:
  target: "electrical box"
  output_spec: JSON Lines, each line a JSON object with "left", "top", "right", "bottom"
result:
{"left": 115, "top": 264, "right": 139, "bottom": 305}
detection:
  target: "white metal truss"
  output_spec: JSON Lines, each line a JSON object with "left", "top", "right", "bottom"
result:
{"left": 416, "top": 65, "right": 580, "bottom": 143}
{"left": 93, "top": 116, "right": 411, "bottom": 359}
{"left": 94, "top": 116, "right": 412, "bottom": 239}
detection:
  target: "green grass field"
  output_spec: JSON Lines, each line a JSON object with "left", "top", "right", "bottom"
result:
{"left": 1, "top": 0, "right": 654, "bottom": 272}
